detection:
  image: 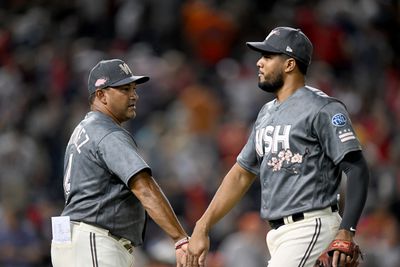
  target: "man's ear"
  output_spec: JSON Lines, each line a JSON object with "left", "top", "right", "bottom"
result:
{"left": 284, "top": 58, "right": 296, "bottom": 73}
{"left": 96, "top": 89, "right": 107, "bottom": 104}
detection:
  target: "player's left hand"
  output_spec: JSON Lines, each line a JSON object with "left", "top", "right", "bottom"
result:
{"left": 314, "top": 230, "right": 362, "bottom": 267}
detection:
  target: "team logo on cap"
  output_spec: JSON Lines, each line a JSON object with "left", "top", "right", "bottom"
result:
{"left": 119, "top": 63, "right": 132, "bottom": 75}
{"left": 331, "top": 113, "right": 347, "bottom": 127}
{"left": 265, "top": 29, "right": 280, "bottom": 40}
{"left": 95, "top": 78, "right": 108, "bottom": 87}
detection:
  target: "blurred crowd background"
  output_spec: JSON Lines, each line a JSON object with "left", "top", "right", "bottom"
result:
{"left": 0, "top": 0, "right": 399, "bottom": 266}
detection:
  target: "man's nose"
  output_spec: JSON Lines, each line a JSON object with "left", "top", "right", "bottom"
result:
{"left": 256, "top": 58, "right": 263, "bottom": 68}
{"left": 130, "top": 89, "right": 138, "bottom": 99}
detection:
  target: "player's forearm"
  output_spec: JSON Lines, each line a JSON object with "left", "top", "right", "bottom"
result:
{"left": 130, "top": 175, "right": 188, "bottom": 242}
{"left": 338, "top": 151, "right": 369, "bottom": 232}
{"left": 144, "top": 187, "right": 188, "bottom": 242}
{"left": 195, "top": 163, "right": 256, "bottom": 233}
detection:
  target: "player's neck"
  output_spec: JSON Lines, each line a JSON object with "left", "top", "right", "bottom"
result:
{"left": 276, "top": 77, "right": 305, "bottom": 103}
{"left": 91, "top": 103, "right": 122, "bottom": 125}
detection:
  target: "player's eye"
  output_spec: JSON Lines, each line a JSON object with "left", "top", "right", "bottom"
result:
{"left": 116, "top": 86, "right": 130, "bottom": 92}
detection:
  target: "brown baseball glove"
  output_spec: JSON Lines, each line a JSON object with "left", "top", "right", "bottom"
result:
{"left": 314, "top": 239, "right": 363, "bottom": 267}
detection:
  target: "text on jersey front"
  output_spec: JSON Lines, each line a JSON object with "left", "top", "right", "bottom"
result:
{"left": 64, "top": 125, "right": 90, "bottom": 197}
{"left": 256, "top": 125, "right": 291, "bottom": 156}
{"left": 255, "top": 124, "right": 305, "bottom": 173}
{"left": 70, "top": 125, "right": 89, "bottom": 154}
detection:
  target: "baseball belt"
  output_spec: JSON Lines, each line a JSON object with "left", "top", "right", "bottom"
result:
{"left": 268, "top": 204, "right": 339, "bottom": 229}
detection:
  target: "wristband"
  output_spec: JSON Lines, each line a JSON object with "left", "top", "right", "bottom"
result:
{"left": 175, "top": 236, "right": 190, "bottom": 250}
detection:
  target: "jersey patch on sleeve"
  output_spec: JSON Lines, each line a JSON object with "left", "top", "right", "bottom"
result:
{"left": 338, "top": 129, "right": 356, "bottom": 143}
{"left": 331, "top": 113, "right": 347, "bottom": 127}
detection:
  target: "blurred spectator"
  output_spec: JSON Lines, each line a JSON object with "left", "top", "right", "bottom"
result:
{"left": 0, "top": 207, "right": 42, "bottom": 267}
{"left": 218, "top": 211, "right": 269, "bottom": 267}
{"left": 357, "top": 205, "right": 400, "bottom": 267}
{"left": 181, "top": 0, "right": 238, "bottom": 66}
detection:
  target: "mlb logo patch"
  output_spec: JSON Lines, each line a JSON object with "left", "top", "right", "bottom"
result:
{"left": 331, "top": 113, "right": 347, "bottom": 127}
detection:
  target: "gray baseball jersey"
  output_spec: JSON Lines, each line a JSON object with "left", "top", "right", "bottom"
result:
{"left": 61, "top": 111, "right": 150, "bottom": 245}
{"left": 237, "top": 86, "right": 362, "bottom": 220}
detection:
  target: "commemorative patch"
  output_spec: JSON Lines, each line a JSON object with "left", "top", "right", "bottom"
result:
{"left": 338, "top": 129, "right": 356, "bottom": 143}
{"left": 331, "top": 113, "right": 347, "bottom": 127}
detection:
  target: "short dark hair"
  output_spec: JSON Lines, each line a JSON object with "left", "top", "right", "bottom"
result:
{"left": 88, "top": 92, "right": 96, "bottom": 105}
{"left": 296, "top": 59, "right": 308, "bottom": 75}
{"left": 280, "top": 54, "right": 308, "bottom": 75}
{"left": 89, "top": 87, "right": 113, "bottom": 105}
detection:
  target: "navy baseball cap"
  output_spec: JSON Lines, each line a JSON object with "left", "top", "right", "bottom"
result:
{"left": 246, "top": 26, "right": 313, "bottom": 66}
{"left": 88, "top": 59, "right": 150, "bottom": 94}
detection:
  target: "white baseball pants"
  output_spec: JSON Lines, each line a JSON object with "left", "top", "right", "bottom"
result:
{"left": 51, "top": 221, "right": 135, "bottom": 267}
{"left": 266, "top": 207, "right": 341, "bottom": 267}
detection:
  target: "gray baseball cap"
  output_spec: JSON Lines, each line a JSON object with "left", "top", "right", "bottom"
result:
{"left": 88, "top": 59, "right": 150, "bottom": 94}
{"left": 246, "top": 26, "right": 313, "bottom": 66}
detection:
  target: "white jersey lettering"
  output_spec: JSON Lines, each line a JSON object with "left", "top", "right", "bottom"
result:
{"left": 272, "top": 125, "right": 291, "bottom": 153}
{"left": 70, "top": 125, "right": 90, "bottom": 154}
{"left": 255, "top": 127, "right": 265, "bottom": 156}
{"left": 263, "top": 125, "right": 275, "bottom": 154}
{"left": 256, "top": 125, "right": 291, "bottom": 156}
{"left": 63, "top": 153, "right": 73, "bottom": 197}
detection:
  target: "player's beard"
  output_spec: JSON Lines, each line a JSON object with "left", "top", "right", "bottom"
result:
{"left": 258, "top": 72, "right": 284, "bottom": 93}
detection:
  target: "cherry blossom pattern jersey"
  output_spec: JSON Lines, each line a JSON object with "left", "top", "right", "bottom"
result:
{"left": 237, "top": 86, "right": 362, "bottom": 220}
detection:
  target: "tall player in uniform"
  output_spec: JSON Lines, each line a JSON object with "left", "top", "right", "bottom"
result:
{"left": 51, "top": 59, "right": 189, "bottom": 266}
{"left": 185, "top": 27, "right": 369, "bottom": 267}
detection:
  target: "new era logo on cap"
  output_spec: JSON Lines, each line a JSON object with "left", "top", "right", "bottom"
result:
{"left": 88, "top": 59, "right": 150, "bottom": 95}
